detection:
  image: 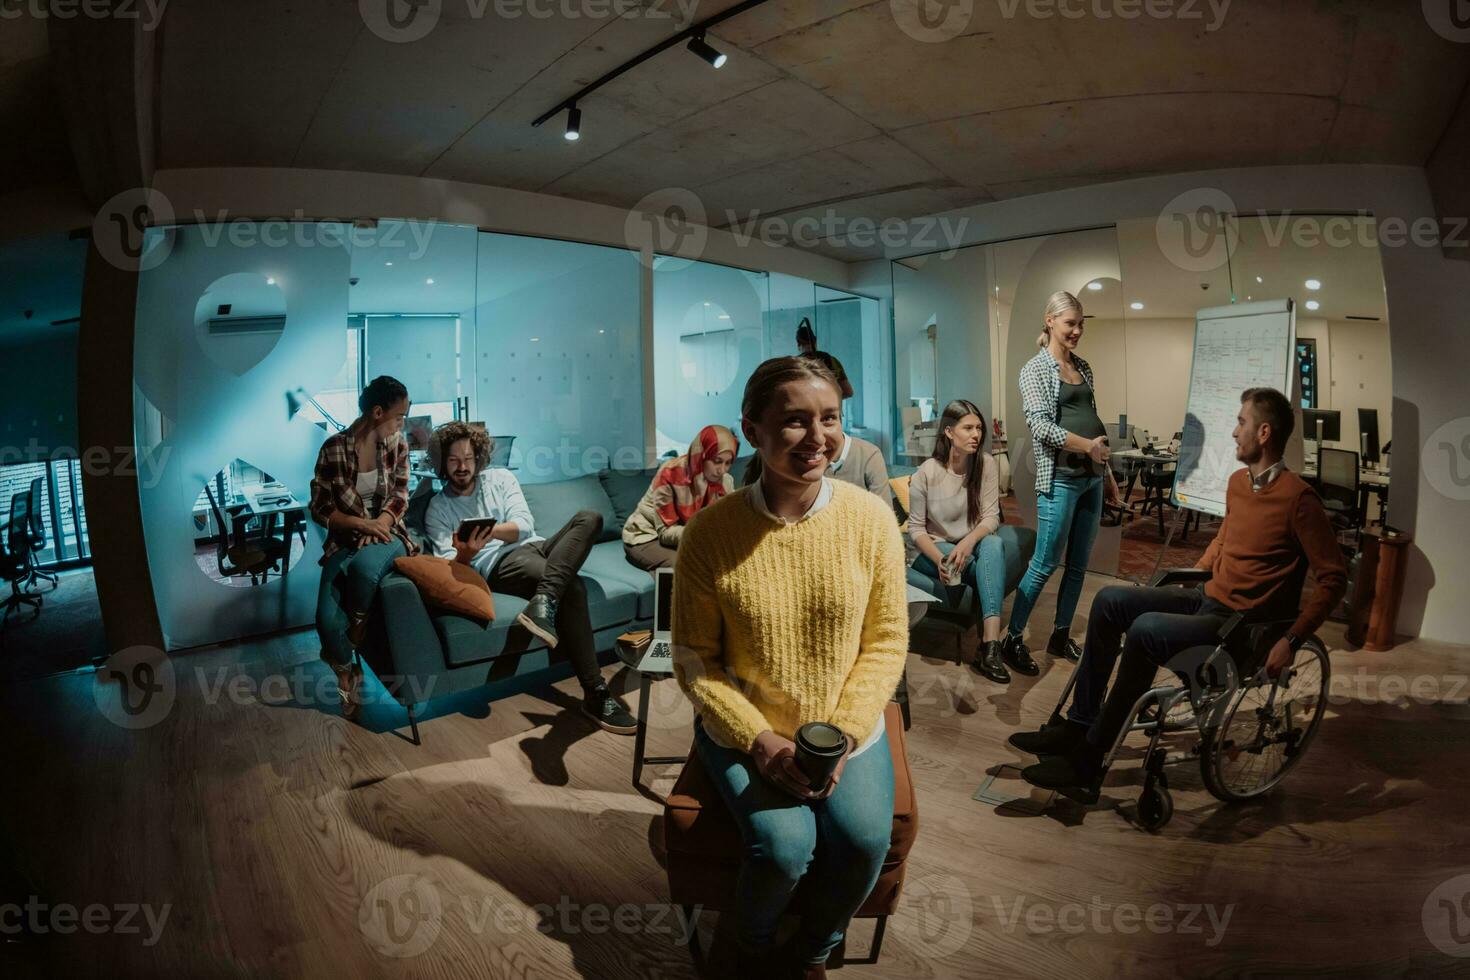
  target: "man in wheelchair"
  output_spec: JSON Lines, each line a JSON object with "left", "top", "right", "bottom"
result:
{"left": 1012, "top": 387, "right": 1347, "bottom": 800}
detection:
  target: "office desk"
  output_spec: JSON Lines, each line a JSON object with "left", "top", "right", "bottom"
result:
{"left": 234, "top": 487, "right": 307, "bottom": 582}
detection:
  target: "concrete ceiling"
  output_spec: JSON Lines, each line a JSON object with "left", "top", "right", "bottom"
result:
{"left": 5, "top": 1, "right": 1469, "bottom": 263}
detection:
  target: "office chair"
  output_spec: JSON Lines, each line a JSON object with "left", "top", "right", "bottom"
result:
{"left": 3, "top": 492, "right": 43, "bottom": 624}
{"left": 203, "top": 485, "right": 289, "bottom": 585}
{"left": 1317, "top": 447, "right": 1362, "bottom": 535}
{"left": 1136, "top": 461, "right": 1177, "bottom": 537}
{"left": 23, "top": 476, "right": 59, "bottom": 591}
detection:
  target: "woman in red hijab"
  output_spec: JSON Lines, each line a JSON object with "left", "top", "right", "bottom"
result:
{"left": 622, "top": 425, "right": 739, "bottom": 571}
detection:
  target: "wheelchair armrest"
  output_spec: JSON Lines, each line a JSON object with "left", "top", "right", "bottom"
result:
{"left": 1150, "top": 567, "right": 1212, "bottom": 588}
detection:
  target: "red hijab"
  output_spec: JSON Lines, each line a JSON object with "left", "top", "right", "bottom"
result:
{"left": 654, "top": 425, "right": 740, "bottom": 526}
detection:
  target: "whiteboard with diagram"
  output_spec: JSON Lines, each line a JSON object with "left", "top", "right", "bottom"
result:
{"left": 1172, "top": 299, "right": 1296, "bottom": 517}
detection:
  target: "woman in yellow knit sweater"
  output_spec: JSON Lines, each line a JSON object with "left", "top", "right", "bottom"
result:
{"left": 673, "top": 356, "right": 908, "bottom": 978}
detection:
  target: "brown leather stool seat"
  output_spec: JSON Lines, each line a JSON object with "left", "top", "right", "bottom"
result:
{"left": 662, "top": 701, "right": 918, "bottom": 966}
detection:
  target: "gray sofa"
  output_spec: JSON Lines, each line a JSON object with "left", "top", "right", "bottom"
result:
{"left": 358, "top": 466, "right": 662, "bottom": 739}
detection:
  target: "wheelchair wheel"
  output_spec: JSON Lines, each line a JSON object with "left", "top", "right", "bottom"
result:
{"left": 1137, "top": 782, "right": 1174, "bottom": 831}
{"left": 1200, "top": 638, "right": 1329, "bottom": 802}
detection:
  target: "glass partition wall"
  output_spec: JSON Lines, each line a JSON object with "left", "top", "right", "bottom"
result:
{"left": 134, "top": 221, "right": 643, "bottom": 650}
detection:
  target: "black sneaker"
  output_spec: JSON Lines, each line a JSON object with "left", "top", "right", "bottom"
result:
{"left": 1001, "top": 633, "right": 1039, "bottom": 676}
{"left": 516, "top": 594, "right": 559, "bottom": 648}
{"left": 1046, "top": 630, "right": 1082, "bottom": 663}
{"left": 583, "top": 686, "right": 637, "bottom": 735}
{"left": 970, "top": 640, "right": 1010, "bottom": 685}
{"left": 1008, "top": 718, "right": 1088, "bottom": 756}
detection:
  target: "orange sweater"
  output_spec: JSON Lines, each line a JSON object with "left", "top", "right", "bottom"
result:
{"left": 1197, "top": 468, "right": 1347, "bottom": 637}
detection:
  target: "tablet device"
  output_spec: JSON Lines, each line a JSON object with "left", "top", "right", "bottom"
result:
{"left": 455, "top": 517, "right": 497, "bottom": 542}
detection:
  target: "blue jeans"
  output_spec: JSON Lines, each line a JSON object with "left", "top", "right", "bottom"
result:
{"left": 1008, "top": 472, "right": 1103, "bottom": 638}
{"left": 316, "top": 540, "right": 406, "bottom": 667}
{"left": 694, "top": 722, "right": 895, "bottom": 965}
{"left": 912, "top": 535, "right": 1006, "bottom": 619}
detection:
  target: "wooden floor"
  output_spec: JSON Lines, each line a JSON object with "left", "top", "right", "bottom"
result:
{"left": 4, "top": 570, "right": 1470, "bottom": 978}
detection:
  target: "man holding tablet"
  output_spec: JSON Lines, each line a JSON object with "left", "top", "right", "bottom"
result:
{"left": 424, "top": 421, "right": 637, "bottom": 734}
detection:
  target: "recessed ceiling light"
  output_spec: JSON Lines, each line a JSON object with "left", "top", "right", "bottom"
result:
{"left": 266, "top": 277, "right": 276, "bottom": 285}
{"left": 598, "top": 329, "right": 605, "bottom": 334}
{"left": 1086, "top": 281, "right": 1102, "bottom": 291}
{"left": 1305, "top": 300, "right": 1320, "bottom": 311}
{"left": 530, "top": 337, "right": 540, "bottom": 342}
{"left": 1254, "top": 275, "right": 1262, "bottom": 283}
{"left": 425, "top": 278, "right": 435, "bottom": 285}
{"left": 1305, "top": 279, "right": 1321, "bottom": 290}
{"left": 1130, "top": 301, "right": 1144, "bottom": 310}
{"left": 385, "top": 261, "right": 393, "bottom": 266}
{"left": 718, "top": 314, "right": 730, "bottom": 319}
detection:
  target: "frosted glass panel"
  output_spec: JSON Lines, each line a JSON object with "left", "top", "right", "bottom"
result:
{"left": 474, "top": 234, "right": 642, "bottom": 482}
{"left": 654, "top": 259, "right": 768, "bottom": 458}
{"left": 133, "top": 222, "right": 351, "bottom": 650}
{"left": 365, "top": 316, "right": 459, "bottom": 402}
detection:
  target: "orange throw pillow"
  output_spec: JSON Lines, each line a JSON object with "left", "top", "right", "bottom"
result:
{"left": 393, "top": 556, "right": 495, "bottom": 622}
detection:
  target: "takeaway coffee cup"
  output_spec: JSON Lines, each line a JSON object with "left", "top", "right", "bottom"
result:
{"left": 794, "top": 722, "right": 848, "bottom": 788}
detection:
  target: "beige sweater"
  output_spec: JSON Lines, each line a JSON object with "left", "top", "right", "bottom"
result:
{"left": 906, "top": 455, "right": 1000, "bottom": 546}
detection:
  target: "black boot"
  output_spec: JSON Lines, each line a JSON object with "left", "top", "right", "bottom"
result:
{"left": 1008, "top": 718, "right": 1088, "bottom": 756}
{"left": 1046, "top": 627, "right": 1082, "bottom": 663}
{"left": 970, "top": 640, "right": 1010, "bottom": 684}
{"left": 1021, "top": 739, "right": 1106, "bottom": 803}
{"left": 516, "top": 593, "right": 559, "bottom": 648}
{"left": 1001, "top": 632, "right": 1039, "bottom": 676}
{"left": 582, "top": 684, "right": 638, "bottom": 735}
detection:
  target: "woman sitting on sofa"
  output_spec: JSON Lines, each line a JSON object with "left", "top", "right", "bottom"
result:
{"left": 621, "top": 424, "right": 739, "bottom": 571}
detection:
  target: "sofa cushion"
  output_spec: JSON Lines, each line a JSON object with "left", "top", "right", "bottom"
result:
{"left": 598, "top": 467, "right": 660, "bottom": 530}
{"left": 522, "top": 474, "right": 620, "bottom": 544}
{"left": 435, "top": 593, "right": 529, "bottom": 667}
{"left": 393, "top": 555, "right": 495, "bottom": 622}
{"left": 580, "top": 539, "right": 658, "bottom": 620}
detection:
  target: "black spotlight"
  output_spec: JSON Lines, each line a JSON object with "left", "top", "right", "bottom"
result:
{"left": 564, "top": 105, "right": 581, "bottom": 142}
{"left": 687, "top": 34, "right": 727, "bottom": 69}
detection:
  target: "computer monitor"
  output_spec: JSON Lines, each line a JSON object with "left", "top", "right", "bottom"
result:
{"left": 1359, "top": 408, "right": 1380, "bottom": 465}
{"left": 1302, "top": 408, "right": 1340, "bottom": 443}
{"left": 404, "top": 415, "right": 433, "bottom": 452}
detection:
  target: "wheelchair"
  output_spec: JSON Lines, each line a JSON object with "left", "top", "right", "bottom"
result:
{"left": 1046, "top": 568, "right": 1331, "bottom": 831}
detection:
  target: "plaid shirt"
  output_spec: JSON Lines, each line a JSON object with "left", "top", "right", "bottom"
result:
{"left": 308, "top": 419, "right": 417, "bottom": 564}
{"left": 1019, "top": 347, "right": 1098, "bottom": 495}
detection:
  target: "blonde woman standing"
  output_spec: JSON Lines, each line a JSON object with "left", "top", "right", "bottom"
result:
{"left": 1004, "top": 291, "right": 1121, "bottom": 673}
